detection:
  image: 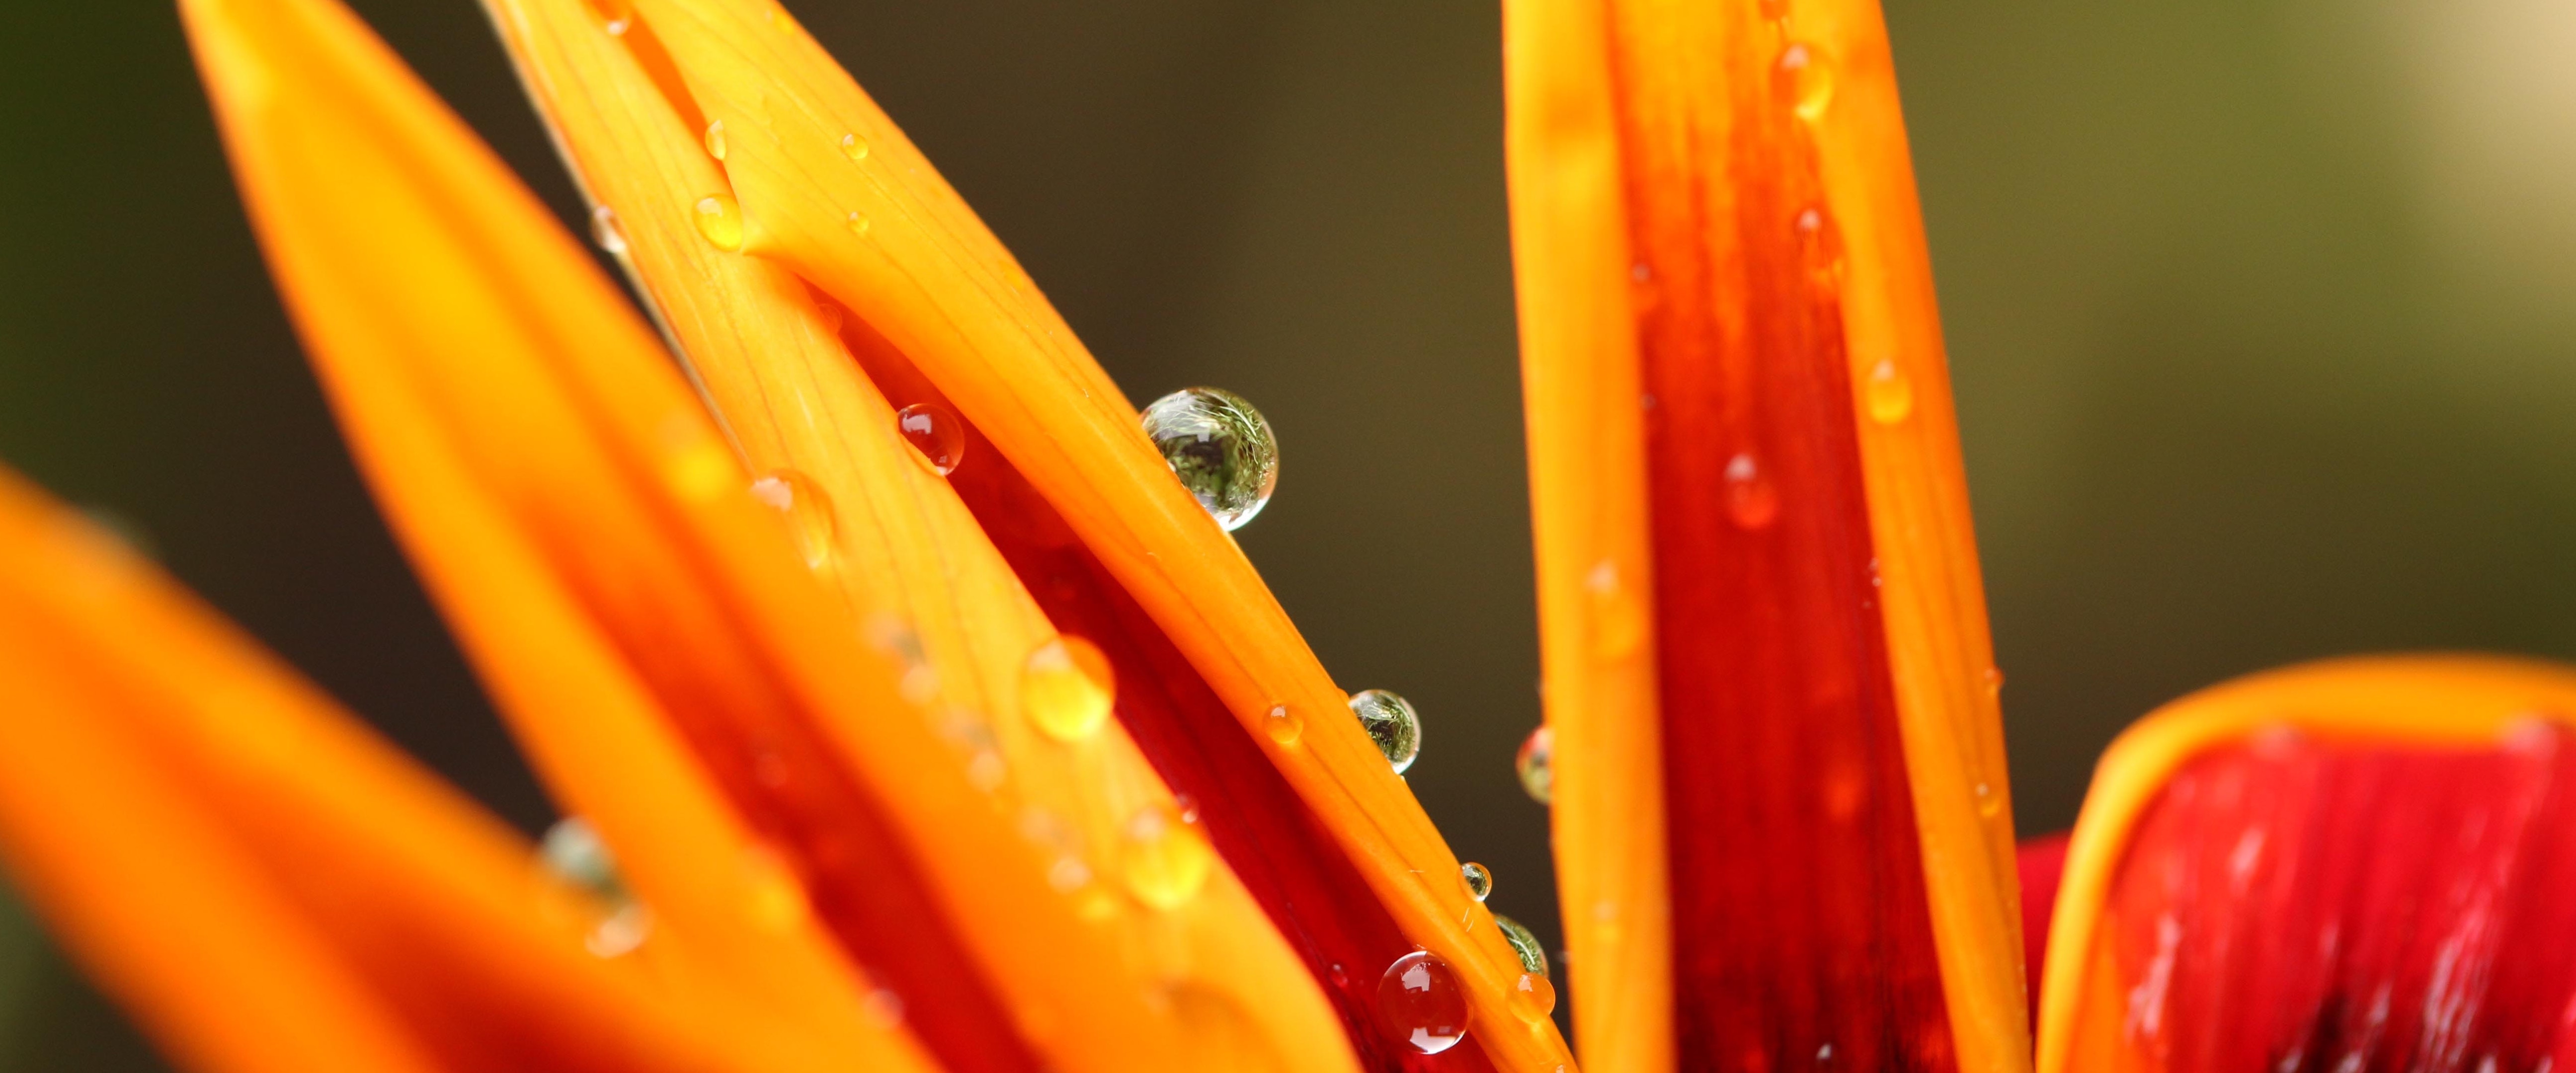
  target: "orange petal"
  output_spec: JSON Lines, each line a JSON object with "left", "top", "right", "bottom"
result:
{"left": 1506, "top": 0, "right": 2025, "bottom": 1070}
{"left": 474, "top": 3, "right": 1363, "bottom": 1071}
{"left": 596, "top": 1, "right": 1574, "bottom": 1069}
{"left": 0, "top": 466, "right": 831, "bottom": 1073}
{"left": 2040, "top": 656, "right": 2576, "bottom": 1073}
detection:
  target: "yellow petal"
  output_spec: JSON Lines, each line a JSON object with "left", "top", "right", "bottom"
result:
{"left": 476, "top": 2, "right": 1361, "bottom": 1071}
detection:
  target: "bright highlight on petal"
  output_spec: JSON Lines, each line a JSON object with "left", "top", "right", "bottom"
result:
{"left": 2041, "top": 657, "right": 2576, "bottom": 1073}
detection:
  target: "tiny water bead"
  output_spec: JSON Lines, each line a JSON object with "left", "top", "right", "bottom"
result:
{"left": 1510, "top": 971, "right": 1557, "bottom": 1024}
{"left": 1376, "top": 951, "right": 1468, "bottom": 1055}
{"left": 1118, "top": 800, "right": 1215, "bottom": 910}
{"left": 1975, "top": 780, "right": 2003, "bottom": 819}
{"left": 539, "top": 818, "right": 652, "bottom": 958}
{"left": 839, "top": 133, "right": 871, "bottom": 161}
{"left": 1495, "top": 914, "right": 1548, "bottom": 977}
{"left": 895, "top": 402, "right": 965, "bottom": 475}
{"left": 1863, "top": 359, "right": 1915, "bottom": 424}
{"left": 581, "top": 0, "right": 633, "bottom": 34}
{"left": 589, "top": 205, "right": 629, "bottom": 256}
{"left": 1140, "top": 387, "right": 1278, "bottom": 532}
{"left": 704, "top": 119, "right": 728, "bottom": 161}
{"left": 1723, "top": 452, "right": 1780, "bottom": 530}
{"left": 1517, "top": 725, "right": 1555, "bottom": 805}
{"left": 1348, "top": 689, "right": 1421, "bottom": 775}
{"left": 1460, "top": 862, "right": 1492, "bottom": 903}
{"left": 1263, "top": 703, "right": 1304, "bottom": 745}
{"left": 846, "top": 211, "right": 872, "bottom": 236}
{"left": 694, "top": 194, "right": 744, "bottom": 251}
{"left": 1022, "top": 635, "right": 1114, "bottom": 741}
{"left": 1775, "top": 42, "right": 1835, "bottom": 121}
{"left": 749, "top": 470, "right": 835, "bottom": 569}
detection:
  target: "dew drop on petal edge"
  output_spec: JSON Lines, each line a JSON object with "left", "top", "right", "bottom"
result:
{"left": 1140, "top": 387, "right": 1278, "bottom": 532}
{"left": 1460, "top": 861, "right": 1492, "bottom": 903}
{"left": 704, "top": 119, "right": 728, "bottom": 161}
{"left": 1376, "top": 951, "right": 1468, "bottom": 1055}
{"left": 1864, "top": 359, "right": 1915, "bottom": 424}
{"left": 589, "top": 205, "right": 628, "bottom": 256}
{"left": 1348, "top": 689, "right": 1421, "bottom": 774}
{"left": 1510, "top": 971, "right": 1557, "bottom": 1024}
{"left": 1724, "top": 452, "right": 1779, "bottom": 530}
{"left": 539, "top": 818, "right": 651, "bottom": 957}
{"left": 1022, "top": 635, "right": 1114, "bottom": 741}
{"left": 1264, "top": 703, "right": 1304, "bottom": 745}
{"left": 1495, "top": 914, "right": 1548, "bottom": 977}
{"left": 1118, "top": 800, "right": 1214, "bottom": 910}
{"left": 1517, "top": 725, "right": 1554, "bottom": 805}
{"left": 895, "top": 402, "right": 965, "bottom": 475}
{"left": 694, "top": 194, "right": 744, "bottom": 251}
{"left": 748, "top": 470, "right": 835, "bottom": 570}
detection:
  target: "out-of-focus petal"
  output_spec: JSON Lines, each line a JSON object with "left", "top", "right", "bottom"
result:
{"left": 2041, "top": 656, "right": 2576, "bottom": 1073}
{"left": 2015, "top": 835, "right": 2069, "bottom": 1034}
{"left": 476, "top": 3, "right": 1365, "bottom": 1071}
{"left": 1505, "top": 0, "right": 2025, "bottom": 1070}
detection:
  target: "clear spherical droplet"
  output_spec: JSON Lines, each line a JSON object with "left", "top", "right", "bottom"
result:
{"left": 694, "top": 194, "right": 744, "bottom": 251}
{"left": 1140, "top": 387, "right": 1278, "bottom": 532}
{"left": 704, "top": 119, "right": 728, "bottom": 160}
{"left": 748, "top": 470, "right": 835, "bottom": 569}
{"left": 1864, "top": 359, "right": 1914, "bottom": 424}
{"left": 1776, "top": 42, "right": 1835, "bottom": 121}
{"left": 590, "top": 205, "right": 629, "bottom": 256}
{"left": 1510, "top": 971, "right": 1557, "bottom": 1024}
{"left": 1517, "top": 725, "right": 1555, "bottom": 805}
{"left": 1459, "top": 862, "right": 1492, "bottom": 902}
{"left": 1264, "top": 703, "right": 1304, "bottom": 745}
{"left": 895, "top": 402, "right": 965, "bottom": 475}
{"left": 1724, "top": 452, "right": 1779, "bottom": 530}
{"left": 1119, "top": 800, "right": 1214, "bottom": 910}
{"left": 1022, "top": 635, "right": 1113, "bottom": 741}
{"left": 1495, "top": 914, "right": 1548, "bottom": 977}
{"left": 1376, "top": 951, "right": 1468, "bottom": 1055}
{"left": 1348, "top": 689, "right": 1421, "bottom": 774}
{"left": 840, "top": 133, "right": 871, "bottom": 160}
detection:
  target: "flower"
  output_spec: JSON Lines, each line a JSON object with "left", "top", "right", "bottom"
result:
{"left": 0, "top": 1, "right": 2568, "bottom": 1073}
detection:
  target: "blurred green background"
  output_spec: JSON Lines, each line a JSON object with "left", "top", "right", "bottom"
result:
{"left": 6, "top": 0, "right": 2575, "bottom": 1066}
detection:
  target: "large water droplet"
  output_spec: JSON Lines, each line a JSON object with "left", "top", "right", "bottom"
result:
{"left": 539, "top": 818, "right": 652, "bottom": 957}
{"left": 1724, "top": 453, "right": 1779, "bottom": 530}
{"left": 590, "top": 205, "right": 629, "bottom": 256}
{"left": 694, "top": 194, "right": 744, "bottom": 251}
{"left": 1348, "top": 689, "right": 1421, "bottom": 774}
{"left": 749, "top": 470, "right": 835, "bottom": 569}
{"left": 1517, "top": 725, "right": 1555, "bottom": 805}
{"left": 1140, "top": 387, "right": 1278, "bottom": 532}
{"left": 1776, "top": 42, "right": 1835, "bottom": 121}
{"left": 704, "top": 120, "right": 728, "bottom": 161}
{"left": 840, "top": 133, "right": 871, "bottom": 161}
{"left": 1459, "top": 862, "right": 1492, "bottom": 903}
{"left": 1864, "top": 360, "right": 1914, "bottom": 424}
{"left": 1119, "top": 800, "right": 1214, "bottom": 910}
{"left": 1376, "top": 951, "right": 1468, "bottom": 1055}
{"left": 895, "top": 402, "right": 965, "bottom": 475}
{"left": 1495, "top": 914, "right": 1548, "bottom": 977}
{"left": 1022, "top": 636, "right": 1113, "bottom": 741}
{"left": 1263, "top": 703, "right": 1304, "bottom": 746}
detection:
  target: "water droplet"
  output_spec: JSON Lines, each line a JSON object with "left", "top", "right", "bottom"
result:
{"left": 583, "top": 0, "right": 633, "bottom": 34}
{"left": 1724, "top": 453, "right": 1779, "bottom": 530}
{"left": 1264, "top": 703, "right": 1304, "bottom": 745}
{"left": 590, "top": 205, "right": 629, "bottom": 255}
{"left": 1517, "top": 725, "right": 1555, "bottom": 805}
{"left": 1347, "top": 689, "right": 1421, "bottom": 774}
{"left": 840, "top": 133, "right": 871, "bottom": 160}
{"left": 1776, "top": 42, "right": 1835, "bottom": 121}
{"left": 704, "top": 119, "right": 728, "bottom": 160}
{"left": 1376, "top": 951, "right": 1468, "bottom": 1055}
{"left": 1586, "top": 559, "right": 1646, "bottom": 658}
{"left": 895, "top": 402, "right": 965, "bottom": 475}
{"left": 539, "top": 818, "right": 653, "bottom": 957}
{"left": 1864, "top": 360, "right": 1914, "bottom": 424}
{"left": 1495, "top": 914, "right": 1548, "bottom": 976}
{"left": 1975, "top": 780, "right": 2003, "bottom": 820}
{"left": 1459, "top": 862, "right": 1492, "bottom": 903}
{"left": 694, "top": 194, "right": 744, "bottom": 250}
{"left": 749, "top": 470, "right": 835, "bottom": 569}
{"left": 1510, "top": 971, "right": 1556, "bottom": 1024}
{"left": 1022, "top": 636, "right": 1113, "bottom": 741}
{"left": 1119, "top": 801, "right": 1214, "bottom": 910}
{"left": 1984, "top": 666, "right": 2006, "bottom": 698}
{"left": 1140, "top": 387, "right": 1278, "bottom": 532}
{"left": 847, "top": 210, "right": 872, "bottom": 235}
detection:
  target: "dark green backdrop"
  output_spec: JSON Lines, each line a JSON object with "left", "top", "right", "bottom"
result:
{"left": 5, "top": 0, "right": 2573, "bottom": 1066}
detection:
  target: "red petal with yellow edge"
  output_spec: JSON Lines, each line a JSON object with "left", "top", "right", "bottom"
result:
{"left": 0, "top": 468, "right": 840, "bottom": 1073}
{"left": 2042, "top": 657, "right": 2576, "bottom": 1073}
{"left": 1509, "top": 0, "right": 2025, "bottom": 1070}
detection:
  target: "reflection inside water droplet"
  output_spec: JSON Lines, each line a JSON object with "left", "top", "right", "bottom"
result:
{"left": 895, "top": 402, "right": 965, "bottom": 475}
{"left": 1140, "top": 387, "right": 1278, "bottom": 532}
{"left": 1022, "top": 636, "right": 1113, "bottom": 741}
{"left": 704, "top": 120, "right": 728, "bottom": 160}
{"left": 1264, "top": 703, "right": 1304, "bottom": 745}
{"left": 1348, "top": 689, "right": 1421, "bottom": 774}
{"left": 694, "top": 194, "right": 744, "bottom": 250}
{"left": 1496, "top": 914, "right": 1548, "bottom": 976}
{"left": 1776, "top": 42, "right": 1835, "bottom": 120}
{"left": 1376, "top": 951, "right": 1468, "bottom": 1055}
{"left": 1460, "top": 862, "right": 1492, "bottom": 902}
{"left": 589, "top": 205, "right": 628, "bottom": 256}
{"left": 1517, "top": 725, "right": 1555, "bottom": 805}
